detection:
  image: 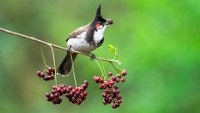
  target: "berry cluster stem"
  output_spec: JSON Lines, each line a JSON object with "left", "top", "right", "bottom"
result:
{"left": 100, "top": 61, "right": 107, "bottom": 79}
{"left": 70, "top": 53, "right": 77, "bottom": 87}
{"left": 39, "top": 44, "right": 48, "bottom": 70}
{"left": 95, "top": 60, "right": 106, "bottom": 79}
{"left": 49, "top": 44, "right": 58, "bottom": 86}
{"left": 110, "top": 62, "right": 121, "bottom": 74}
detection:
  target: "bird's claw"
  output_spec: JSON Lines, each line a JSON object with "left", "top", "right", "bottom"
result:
{"left": 89, "top": 53, "right": 96, "bottom": 60}
{"left": 67, "top": 45, "right": 72, "bottom": 53}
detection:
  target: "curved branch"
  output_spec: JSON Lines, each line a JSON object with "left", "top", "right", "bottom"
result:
{"left": 0, "top": 27, "right": 119, "bottom": 64}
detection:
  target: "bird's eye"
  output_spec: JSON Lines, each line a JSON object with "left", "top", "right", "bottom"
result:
{"left": 95, "top": 23, "right": 101, "bottom": 29}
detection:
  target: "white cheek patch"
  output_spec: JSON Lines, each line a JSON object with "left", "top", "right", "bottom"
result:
{"left": 97, "top": 25, "right": 104, "bottom": 29}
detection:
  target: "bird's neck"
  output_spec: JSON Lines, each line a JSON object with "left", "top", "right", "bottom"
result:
{"left": 93, "top": 25, "right": 107, "bottom": 43}
{"left": 85, "top": 24, "right": 107, "bottom": 46}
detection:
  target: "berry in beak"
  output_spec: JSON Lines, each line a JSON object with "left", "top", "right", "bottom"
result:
{"left": 106, "top": 19, "right": 113, "bottom": 25}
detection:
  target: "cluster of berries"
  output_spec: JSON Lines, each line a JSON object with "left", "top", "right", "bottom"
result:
{"left": 36, "top": 67, "right": 55, "bottom": 81}
{"left": 46, "top": 85, "right": 67, "bottom": 104}
{"left": 45, "top": 80, "right": 88, "bottom": 105}
{"left": 65, "top": 80, "right": 88, "bottom": 105}
{"left": 93, "top": 70, "right": 127, "bottom": 109}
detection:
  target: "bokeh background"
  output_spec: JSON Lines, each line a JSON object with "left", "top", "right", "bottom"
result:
{"left": 0, "top": 0, "right": 200, "bottom": 113}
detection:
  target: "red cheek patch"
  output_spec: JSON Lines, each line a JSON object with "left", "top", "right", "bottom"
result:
{"left": 96, "top": 23, "right": 101, "bottom": 29}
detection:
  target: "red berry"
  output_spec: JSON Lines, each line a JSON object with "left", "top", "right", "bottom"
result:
{"left": 51, "top": 76, "right": 54, "bottom": 79}
{"left": 113, "top": 85, "right": 118, "bottom": 89}
{"left": 117, "top": 74, "right": 121, "bottom": 78}
{"left": 103, "top": 100, "right": 107, "bottom": 105}
{"left": 108, "top": 19, "right": 113, "bottom": 25}
{"left": 68, "top": 86, "right": 73, "bottom": 90}
{"left": 117, "top": 99, "right": 122, "bottom": 104}
{"left": 83, "top": 83, "right": 88, "bottom": 89}
{"left": 43, "top": 76, "right": 49, "bottom": 81}
{"left": 83, "top": 91, "right": 87, "bottom": 96}
{"left": 116, "top": 78, "right": 120, "bottom": 83}
{"left": 109, "top": 80, "right": 114, "bottom": 85}
{"left": 122, "top": 70, "right": 127, "bottom": 76}
{"left": 72, "top": 89, "right": 76, "bottom": 94}
{"left": 99, "top": 77, "right": 104, "bottom": 83}
{"left": 112, "top": 104, "right": 116, "bottom": 108}
{"left": 111, "top": 76, "right": 116, "bottom": 81}
{"left": 46, "top": 70, "right": 51, "bottom": 75}
{"left": 83, "top": 80, "right": 88, "bottom": 84}
{"left": 117, "top": 96, "right": 121, "bottom": 99}
{"left": 102, "top": 93, "right": 107, "bottom": 97}
{"left": 52, "top": 85, "right": 57, "bottom": 89}
{"left": 46, "top": 93, "right": 50, "bottom": 97}
{"left": 108, "top": 72, "right": 112, "bottom": 76}
{"left": 121, "top": 77, "right": 125, "bottom": 82}
{"left": 36, "top": 71, "right": 41, "bottom": 75}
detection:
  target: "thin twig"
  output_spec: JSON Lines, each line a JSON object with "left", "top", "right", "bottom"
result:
{"left": 0, "top": 27, "right": 120, "bottom": 64}
{"left": 38, "top": 44, "right": 47, "bottom": 69}
{"left": 70, "top": 53, "right": 77, "bottom": 87}
{"left": 49, "top": 44, "right": 58, "bottom": 86}
{"left": 95, "top": 60, "right": 106, "bottom": 79}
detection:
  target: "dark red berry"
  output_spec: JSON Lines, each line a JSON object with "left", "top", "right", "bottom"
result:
{"left": 37, "top": 71, "right": 45, "bottom": 77}
{"left": 116, "top": 78, "right": 120, "bottom": 83}
{"left": 108, "top": 19, "right": 113, "bottom": 25}
{"left": 83, "top": 80, "right": 88, "bottom": 85}
{"left": 46, "top": 70, "right": 51, "bottom": 75}
{"left": 99, "top": 77, "right": 104, "bottom": 83}
{"left": 83, "top": 91, "right": 87, "bottom": 96}
{"left": 117, "top": 74, "right": 121, "bottom": 78}
{"left": 36, "top": 71, "right": 41, "bottom": 76}
{"left": 117, "top": 99, "right": 122, "bottom": 104}
{"left": 121, "top": 77, "right": 125, "bottom": 82}
{"left": 102, "top": 93, "right": 107, "bottom": 97}
{"left": 117, "top": 96, "right": 121, "bottom": 99}
{"left": 83, "top": 83, "right": 88, "bottom": 89}
{"left": 68, "top": 86, "right": 73, "bottom": 90}
{"left": 52, "top": 86, "right": 57, "bottom": 89}
{"left": 43, "top": 76, "right": 49, "bottom": 81}
{"left": 108, "top": 72, "right": 112, "bottom": 76}
{"left": 122, "top": 70, "right": 127, "bottom": 76}
{"left": 46, "top": 93, "right": 50, "bottom": 97}
{"left": 113, "top": 85, "right": 118, "bottom": 89}
{"left": 103, "top": 100, "right": 107, "bottom": 105}
{"left": 109, "top": 80, "right": 114, "bottom": 85}
{"left": 112, "top": 104, "right": 116, "bottom": 108}
{"left": 49, "top": 76, "right": 54, "bottom": 79}
{"left": 111, "top": 76, "right": 116, "bottom": 81}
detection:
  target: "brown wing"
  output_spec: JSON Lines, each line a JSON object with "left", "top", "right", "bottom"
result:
{"left": 66, "top": 24, "right": 89, "bottom": 42}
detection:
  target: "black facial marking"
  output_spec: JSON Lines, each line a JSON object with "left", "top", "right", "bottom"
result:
{"left": 96, "top": 37, "right": 104, "bottom": 47}
{"left": 85, "top": 29, "right": 95, "bottom": 45}
{"left": 91, "top": 5, "right": 107, "bottom": 30}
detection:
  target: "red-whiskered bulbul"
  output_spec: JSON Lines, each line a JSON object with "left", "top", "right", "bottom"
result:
{"left": 58, "top": 5, "right": 112, "bottom": 75}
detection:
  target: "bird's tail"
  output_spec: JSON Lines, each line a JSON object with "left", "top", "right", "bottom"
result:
{"left": 58, "top": 53, "right": 77, "bottom": 76}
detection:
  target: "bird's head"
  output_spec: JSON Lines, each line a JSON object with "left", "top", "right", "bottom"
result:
{"left": 91, "top": 4, "right": 113, "bottom": 30}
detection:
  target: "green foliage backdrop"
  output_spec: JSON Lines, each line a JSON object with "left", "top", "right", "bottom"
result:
{"left": 0, "top": 0, "right": 200, "bottom": 113}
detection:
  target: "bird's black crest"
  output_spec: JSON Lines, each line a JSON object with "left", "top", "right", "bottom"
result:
{"left": 92, "top": 4, "right": 107, "bottom": 26}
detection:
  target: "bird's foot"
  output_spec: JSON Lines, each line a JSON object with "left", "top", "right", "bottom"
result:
{"left": 89, "top": 53, "right": 96, "bottom": 60}
{"left": 67, "top": 45, "right": 72, "bottom": 53}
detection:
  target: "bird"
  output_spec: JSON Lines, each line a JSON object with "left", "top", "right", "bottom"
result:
{"left": 58, "top": 5, "right": 113, "bottom": 76}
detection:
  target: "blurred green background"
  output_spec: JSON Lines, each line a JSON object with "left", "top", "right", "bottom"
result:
{"left": 0, "top": 0, "right": 200, "bottom": 113}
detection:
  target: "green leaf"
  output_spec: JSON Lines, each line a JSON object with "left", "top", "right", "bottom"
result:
{"left": 108, "top": 44, "right": 116, "bottom": 54}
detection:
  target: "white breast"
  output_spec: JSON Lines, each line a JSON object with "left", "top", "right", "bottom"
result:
{"left": 93, "top": 25, "right": 107, "bottom": 45}
{"left": 67, "top": 32, "right": 95, "bottom": 52}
